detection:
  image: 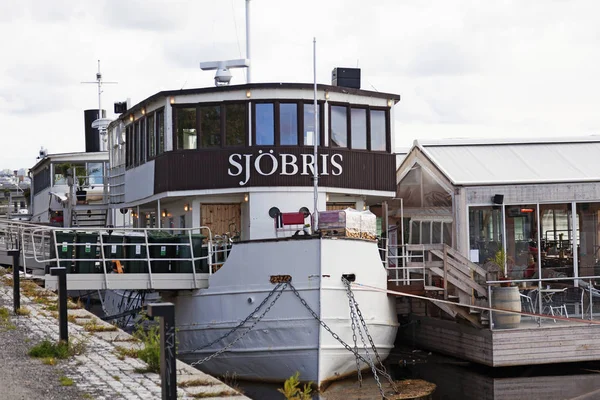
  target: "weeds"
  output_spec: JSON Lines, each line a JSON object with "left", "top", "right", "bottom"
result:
{"left": 28, "top": 338, "right": 86, "bottom": 360}
{"left": 179, "top": 379, "right": 215, "bottom": 387}
{"left": 115, "top": 346, "right": 139, "bottom": 360}
{"left": 133, "top": 319, "right": 160, "bottom": 373}
{"left": 42, "top": 357, "right": 57, "bottom": 366}
{"left": 112, "top": 375, "right": 121, "bottom": 382}
{"left": 189, "top": 391, "right": 241, "bottom": 398}
{"left": 83, "top": 320, "right": 118, "bottom": 332}
{"left": 278, "top": 372, "right": 312, "bottom": 400}
{"left": 59, "top": 376, "right": 74, "bottom": 386}
{"left": 15, "top": 307, "right": 30, "bottom": 316}
{"left": 0, "top": 306, "right": 16, "bottom": 330}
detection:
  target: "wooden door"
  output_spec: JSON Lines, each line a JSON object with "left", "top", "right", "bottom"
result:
{"left": 201, "top": 204, "right": 241, "bottom": 237}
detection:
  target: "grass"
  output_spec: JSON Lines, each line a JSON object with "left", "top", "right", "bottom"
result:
{"left": 179, "top": 379, "right": 215, "bottom": 387}
{"left": 28, "top": 339, "right": 87, "bottom": 360}
{"left": 0, "top": 306, "right": 16, "bottom": 331}
{"left": 42, "top": 357, "right": 57, "bottom": 366}
{"left": 59, "top": 376, "right": 74, "bottom": 386}
{"left": 15, "top": 307, "right": 30, "bottom": 316}
{"left": 112, "top": 375, "right": 121, "bottom": 382}
{"left": 82, "top": 394, "right": 94, "bottom": 399}
{"left": 115, "top": 346, "right": 139, "bottom": 359}
{"left": 189, "top": 391, "right": 241, "bottom": 398}
{"left": 133, "top": 322, "right": 160, "bottom": 373}
{"left": 83, "top": 320, "right": 118, "bottom": 332}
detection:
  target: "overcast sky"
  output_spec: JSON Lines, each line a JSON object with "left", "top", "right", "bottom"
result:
{"left": 1, "top": 0, "right": 599, "bottom": 169}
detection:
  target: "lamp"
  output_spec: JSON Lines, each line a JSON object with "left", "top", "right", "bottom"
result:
{"left": 244, "top": 193, "right": 249, "bottom": 202}
{"left": 387, "top": 99, "right": 393, "bottom": 107}
{"left": 161, "top": 209, "right": 167, "bottom": 218}
{"left": 324, "top": 91, "right": 330, "bottom": 100}
{"left": 184, "top": 203, "right": 189, "bottom": 212}
{"left": 326, "top": 194, "right": 330, "bottom": 202}
{"left": 492, "top": 194, "right": 504, "bottom": 210}
{"left": 170, "top": 96, "right": 175, "bottom": 104}
{"left": 141, "top": 107, "right": 146, "bottom": 115}
{"left": 245, "top": 90, "right": 251, "bottom": 98}
{"left": 129, "top": 114, "right": 134, "bottom": 122}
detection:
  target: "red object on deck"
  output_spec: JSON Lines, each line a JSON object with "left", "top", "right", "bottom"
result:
{"left": 281, "top": 212, "right": 305, "bottom": 225}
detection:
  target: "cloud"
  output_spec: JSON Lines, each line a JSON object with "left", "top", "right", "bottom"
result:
{"left": 100, "top": 0, "right": 181, "bottom": 32}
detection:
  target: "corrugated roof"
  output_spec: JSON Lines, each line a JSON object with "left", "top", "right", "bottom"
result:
{"left": 415, "top": 137, "right": 600, "bottom": 185}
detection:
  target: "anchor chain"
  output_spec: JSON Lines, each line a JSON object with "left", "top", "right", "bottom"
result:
{"left": 186, "top": 282, "right": 286, "bottom": 354}
{"left": 190, "top": 282, "right": 288, "bottom": 367}
{"left": 346, "top": 283, "right": 363, "bottom": 387}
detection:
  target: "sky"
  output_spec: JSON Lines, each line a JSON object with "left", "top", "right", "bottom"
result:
{"left": 1, "top": 0, "right": 600, "bottom": 169}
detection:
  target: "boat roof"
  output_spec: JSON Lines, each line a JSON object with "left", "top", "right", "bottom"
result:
{"left": 410, "top": 136, "right": 600, "bottom": 185}
{"left": 30, "top": 151, "right": 108, "bottom": 172}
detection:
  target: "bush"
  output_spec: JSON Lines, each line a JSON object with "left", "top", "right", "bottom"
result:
{"left": 134, "top": 323, "right": 160, "bottom": 373}
{"left": 278, "top": 372, "right": 312, "bottom": 400}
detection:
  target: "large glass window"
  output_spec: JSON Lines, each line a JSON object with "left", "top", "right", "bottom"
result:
{"left": 255, "top": 103, "right": 274, "bottom": 145}
{"left": 88, "top": 162, "right": 103, "bottom": 185}
{"left": 577, "top": 202, "right": 600, "bottom": 279}
{"left": 225, "top": 104, "right": 246, "bottom": 146}
{"left": 505, "top": 205, "right": 538, "bottom": 279}
{"left": 370, "top": 110, "right": 386, "bottom": 151}
{"left": 200, "top": 105, "right": 221, "bottom": 147}
{"left": 157, "top": 110, "right": 165, "bottom": 154}
{"left": 469, "top": 206, "right": 503, "bottom": 266}
{"left": 330, "top": 105, "right": 348, "bottom": 148}
{"left": 303, "top": 104, "right": 320, "bottom": 146}
{"left": 351, "top": 108, "right": 367, "bottom": 149}
{"left": 147, "top": 114, "right": 155, "bottom": 158}
{"left": 176, "top": 108, "right": 197, "bottom": 150}
{"left": 280, "top": 103, "right": 298, "bottom": 145}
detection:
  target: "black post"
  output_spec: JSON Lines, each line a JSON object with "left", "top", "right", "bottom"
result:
{"left": 147, "top": 302, "right": 176, "bottom": 400}
{"left": 8, "top": 250, "right": 20, "bottom": 313}
{"left": 50, "top": 267, "right": 68, "bottom": 343}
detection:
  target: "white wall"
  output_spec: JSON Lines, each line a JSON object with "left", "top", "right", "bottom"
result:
{"left": 124, "top": 161, "right": 155, "bottom": 203}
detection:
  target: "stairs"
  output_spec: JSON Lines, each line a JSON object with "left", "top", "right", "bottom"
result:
{"left": 71, "top": 206, "right": 107, "bottom": 228}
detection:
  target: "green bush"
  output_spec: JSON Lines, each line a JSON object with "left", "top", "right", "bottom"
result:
{"left": 278, "top": 372, "right": 312, "bottom": 400}
{"left": 134, "top": 323, "right": 160, "bottom": 373}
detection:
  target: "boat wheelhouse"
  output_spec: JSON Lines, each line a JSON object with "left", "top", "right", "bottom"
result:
{"left": 107, "top": 83, "right": 399, "bottom": 238}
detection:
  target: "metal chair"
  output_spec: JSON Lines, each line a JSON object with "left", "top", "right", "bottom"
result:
{"left": 520, "top": 293, "right": 535, "bottom": 314}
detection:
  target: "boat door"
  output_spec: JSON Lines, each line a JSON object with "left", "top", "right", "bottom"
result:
{"left": 201, "top": 204, "right": 241, "bottom": 238}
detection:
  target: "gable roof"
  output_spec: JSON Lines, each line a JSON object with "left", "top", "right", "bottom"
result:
{"left": 411, "top": 136, "right": 600, "bottom": 185}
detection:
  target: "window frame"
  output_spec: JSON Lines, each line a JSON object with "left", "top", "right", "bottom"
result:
{"left": 327, "top": 102, "right": 391, "bottom": 153}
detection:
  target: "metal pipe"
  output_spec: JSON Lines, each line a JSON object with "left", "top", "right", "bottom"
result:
{"left": 245, "top": 0, "right": 251, "bottom": 83}
{"left": 9, "top": 249, "right": 20, "bottom": 313}
{"left": 50, "top": 267, "right": 68, "bottom": 342}
{"left": 312, "top": 37, "right": 319, "bottom": 230}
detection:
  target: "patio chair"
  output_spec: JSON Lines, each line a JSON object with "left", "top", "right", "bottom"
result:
{"left": 520, "top": 293, "right": 535, "bottom": 314}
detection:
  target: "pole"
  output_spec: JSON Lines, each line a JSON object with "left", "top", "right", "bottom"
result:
{"left": 245, "top": 0, "right": 251, "bottom": 83}
{"left": 50, "top": 267, "right": 68, "bottom": 342}
{"left": 312, "top": 37, "right": 319, "bottom": 231}
{"left": 147, "top": 303, "right": 177, "bottom": 400}
{"left": 9, "top": 249, "right": 20, "bottom": 313}
{"left": 97, "top": 60, "right": 102, "bottom": 121}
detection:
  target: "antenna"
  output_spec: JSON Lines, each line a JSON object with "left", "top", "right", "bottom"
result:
{"left": 81, "top": 60, "right": 117, "bottom": 138}
{"left": 200, "top": 59, "right": 250, "bottom": 87}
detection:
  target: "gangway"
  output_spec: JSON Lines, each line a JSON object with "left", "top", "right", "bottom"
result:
{"left": 0, "top": 220, "right": 230, "bottom": 292}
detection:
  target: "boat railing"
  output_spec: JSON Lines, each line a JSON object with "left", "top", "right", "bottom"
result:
{"left": 386, "top": 243, "right": 427, "bottom": 286}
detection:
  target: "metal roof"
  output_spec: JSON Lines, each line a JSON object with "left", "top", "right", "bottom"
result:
{"left": 414, "top": 137, "right": 600, "bottom": 185}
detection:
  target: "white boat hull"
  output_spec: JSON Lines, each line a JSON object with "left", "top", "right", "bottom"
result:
{"left": 173, "top": 237, "right": 398, "bottom": 387}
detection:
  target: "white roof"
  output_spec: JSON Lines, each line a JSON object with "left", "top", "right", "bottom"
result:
{"left": 414, "top": 136, "right": 600, "bottom": 185}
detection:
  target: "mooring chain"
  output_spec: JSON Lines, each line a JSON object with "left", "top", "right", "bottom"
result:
{"left": 345, "top": 281, "right": 363, "bottom": 387}
{"left": 343, "top": 278, "right": 399, "bottom": 395}
{"left": 187, "top": 282, "right": 286, "bottom": 354}
{"left": 190, "top": 282, "right": 288, "bottom": 367}
{"left": 343, "top": 279, "right": 386, "bottom": 399}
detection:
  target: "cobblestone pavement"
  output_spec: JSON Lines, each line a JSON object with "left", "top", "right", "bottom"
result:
{"left": 0, "top": 271, "right": 248, "bottom": 400}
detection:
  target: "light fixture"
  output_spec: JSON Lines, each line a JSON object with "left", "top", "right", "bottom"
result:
{"left": 129, "top": 114, "right": 134, "bottom": 122}
{"left": 141, "top": 107, "right": 146, "bottom": 115}
{"left": 324, "top": 91, "right": 330, "bottom": 100}
{"left": 161, "top": 209, "right": 167, "bottom": 218}
{"left": 245, "top": 90, "right": 251, "bottom": 98}
{"left": 387, "top": 99, "right": 393, "bottom": 107}
{"left": 326, "top": 194, "right": 330, "bottom": 202}
{"left": 170, "top": 96, "right": 175, "bottom": 104}
{"left": 244, "top": 193, "right": 249, "bottom": 202}
{"left": 184, "top": 203, "right": 189, "bottom": 212}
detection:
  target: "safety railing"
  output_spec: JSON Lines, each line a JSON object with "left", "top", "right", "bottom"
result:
{"left": 386, "top": 243, "right": 427, "bottom": 286}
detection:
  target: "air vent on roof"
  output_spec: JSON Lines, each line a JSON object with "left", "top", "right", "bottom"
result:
{"left": 332, "top": 67, "right": 361, "bottom": 89}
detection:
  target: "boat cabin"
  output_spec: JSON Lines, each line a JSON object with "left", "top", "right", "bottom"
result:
{"left": 107, "top": 83, "right": 400, "bottom": 240}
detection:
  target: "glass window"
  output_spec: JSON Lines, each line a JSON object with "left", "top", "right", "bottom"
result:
{"left": 280, "top": 103, "right": 298, "bottom": 145}
{"left": 157, "top": 110, "right": 165, "bottom": 154}
{"left": 140, "top": 118, "right": 146, "bottom": 164}
{"left": 134, "top": 121, "right": 140, "bottom": 165}
{"left": 469, "top": 207, "right": 503, "bottom": 266}
{"left": 226, "top": 104, "right": 246, "bottom": 146}
{"left": 370, "top": 110, "right": 386, "bottom": 151}
{"left": 88, "top": 162, "right": 103, "bottom": 185}
{"left": 505, "top": 205, "right": 538, "bottom": 279}
{"left": 200, "top": 105, "right": 221, "bottom": 148}
{"left": 176, "top": 108, "right": 197, "bottom": 150}
{"left": 351, "top": 108, "right": 367, "bottom": 149}
{"left": 330, "top": 105, "right": 347, "bottom": 148}
{"left": 255, "top": 103, "right": 274, "bottom": 145}
{"left": 148, "top": 114, "right": 155, "bottom": 158}
{"left": 303, "top": 104, "right": 320, "bottom": 146}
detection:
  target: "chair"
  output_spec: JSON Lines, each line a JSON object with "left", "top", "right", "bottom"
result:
{"left": 549, "top": 304, "right": 568, "bottom": 322}
{"left": 520, "top": 293, "right": 535, "bottom": 314}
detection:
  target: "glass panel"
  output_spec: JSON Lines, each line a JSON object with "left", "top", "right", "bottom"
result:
{"left": 303, "top": 104, "right": 320, "bottom": 145}
{"left": 432, "top": 221, "right": 442, "bottom": 244}
{"left": 255, "top": 103, "right": 274, "bottom": 145}
{"left": 442, "top": 222, "right": 453, "bottom": 246}
{"left": 421, "top": 221, "right": 431, "bottom": 244}
{"left": 469, "top": 206, "right": 503, "bottom": 266}
{"left": 140, "top": 119, "right": 146, "bottom": 163}
{"left": 157, "top": 110, "right": 164, "bottom": 154}
{"left": 539, "top": 204, "right": 576, "bottom": 279}
{"left": 200, "top": 105, "right": 221, "bottom": 148}
{"left": 505, "top": 205, "right": 538, "bottom": 279}
{"left": 280, "top": 103, "right": 298, "bottom": 145}
{"left": 148, "top": 114, "right": 155, "bottom": 158}
{"left": 370, "top": 110, "right": 386, "bottom": 151}
{"left": 577, "top": 202, "right": 600, "bottom": 279}
{"left": 422, "top": 169, "right": 452, "bottom": 207}
{"left": 134, "top": 121, "right": 140, "bottom": 165}
{"left": 87, "top": 162, "right": 103, "bottom": 185}
{"left": 176, "top": 108, "right": 197, "bottom": 150}
{"left": 226, "top": 103, "right": 246, "bottom": 146}
{"left": 410, "top": 220, "right": 420, "bottom": 244}
{"left": 330, "top": 105, "right": 347, "bottom": 148}
{"left": 351, "top": 108, "right": 367, "bottom": 149}
{"left": 397, "top": 165, "right": 422, "bottom": 207}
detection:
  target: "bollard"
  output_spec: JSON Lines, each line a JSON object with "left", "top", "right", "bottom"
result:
{"left": 147, "top": 302, "right": 176, "bottom": 400}
{"left": 8, "top": 250, "right": 20, "bottom": 313}
{"left": 50, "top": 267, "right": 68, "bottom": 343}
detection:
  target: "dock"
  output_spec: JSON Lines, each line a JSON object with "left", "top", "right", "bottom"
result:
{"left": 0, "top": 268, "right": 248, "bottom": 400}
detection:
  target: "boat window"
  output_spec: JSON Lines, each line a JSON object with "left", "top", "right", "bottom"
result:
{"left": 370, "top": 110, "right": 386, "bottom": 151}
{"left": 303, "top": 103, "right": 320, "bottom": 146}
{"left": 157, "top": 110, "right": 165, "bottom": 154}
{"left": 176, "top": 108, "right": 197, "bottom": 150}
{"left": 87, "top": 163, "right": 103, "bottom": 185}
{"left": 350, "top": 108, "right": 367, "bottom": 150}
{"left": 199, "top": 105, "right": 221, "bottom": 147}
{"left": 134, "top": 121, "right": 140, "bottom": 165}
{"left": 255, "top": 103, "right": 274, "bottom": 146}
{"left": 147, "top": 114, "right": 155, "bottom": 158}
{"left": 330, "top": 105, "right": 348, "bottom": 148}
{"left": 140, "top": 118, "right": 146, "bottom": 164}
{"left": 279, "top": 103, "right": 298, "bottom": 145}
{"left": 225, "top": 103, "right": 246, "bottom": 147}
{"left": 125, "top": 125, "right": 132, "bottom": 167}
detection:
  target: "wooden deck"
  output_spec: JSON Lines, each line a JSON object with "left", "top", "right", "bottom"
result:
{"left": 401, "top": 314, "right": 600, "bottom": 367}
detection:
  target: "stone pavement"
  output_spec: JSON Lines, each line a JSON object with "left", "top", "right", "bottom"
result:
{"left": 0, "top": 271, "right": 250, "bottom": 400}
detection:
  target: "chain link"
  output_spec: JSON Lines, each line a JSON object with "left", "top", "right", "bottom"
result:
{"left": 186, "top": 282, "right": 285, "bottom": 354}
{"left": 346, "top": 282, "right": 363, "bottom": 387}
{"left": 191, "top": 282, "right": 288, "bottom": 367}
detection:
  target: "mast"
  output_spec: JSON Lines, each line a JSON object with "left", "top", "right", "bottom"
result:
{"left": 246, "top": 0, "right": 251, "bottom": 83}
{"left": 313, "top": 37, "right": 319, "bottom": 230}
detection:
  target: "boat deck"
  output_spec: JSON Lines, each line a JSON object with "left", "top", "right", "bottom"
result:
{"left": 403, "top": 314, "right": 600, "bottom": 367}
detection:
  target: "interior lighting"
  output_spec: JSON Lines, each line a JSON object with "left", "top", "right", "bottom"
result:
{"left": 161, "top": 209, "right": 167, "bottom": 218}
{"left": 170, "top": 96, "right": 176, "bottom": 104}
{"left": 141, "top": 107, "right": 146, "bottom": 115}
{"left": 244, "top": 193, "right": 249, "bottom": 202}
{"left": 326, "top": 194, "right": 330, "bottom": 202}
{"left": 521, "top": 208, "right": 534, "bottom": 213}
{"left": 184, "top": 204, "right": 189, "bottom": 212}
{"left": 129, "top": 114, "right": 134, "bottom": 122}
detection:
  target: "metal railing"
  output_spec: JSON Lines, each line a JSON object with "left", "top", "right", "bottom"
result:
{"left": 386, "top": 243, "right": 427, "bottom": 286}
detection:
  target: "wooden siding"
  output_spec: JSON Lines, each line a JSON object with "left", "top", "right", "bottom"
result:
{"left": 200, "top": 204, "right": 241, "bottom": 237}
{"left": 153, "top": 148, "right": 396, "bottom": 193}
{"left": 401, "top": 314, "right": 600, "bottom": 368}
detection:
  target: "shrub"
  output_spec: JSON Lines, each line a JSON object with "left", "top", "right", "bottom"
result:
{"left": 278, "top": 372, "right": 312, "bottom": 400}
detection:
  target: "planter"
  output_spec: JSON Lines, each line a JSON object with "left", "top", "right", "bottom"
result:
{"left": 76, "top": 190, "right": 87, "bottom": 202}
{"left": 491, "top": 286, "right": 521, "bottom": 329}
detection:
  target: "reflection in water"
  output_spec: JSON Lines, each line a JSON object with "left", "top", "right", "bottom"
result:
{"left": 238, "top": 348, "right": 600, "bottom": 400}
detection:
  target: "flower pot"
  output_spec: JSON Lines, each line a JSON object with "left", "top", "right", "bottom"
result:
{"left": 76, "top": 190, "right": 87, "bottom": 202}
{"left": 491, "top": 286, "right": 521, "bottom": 329}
